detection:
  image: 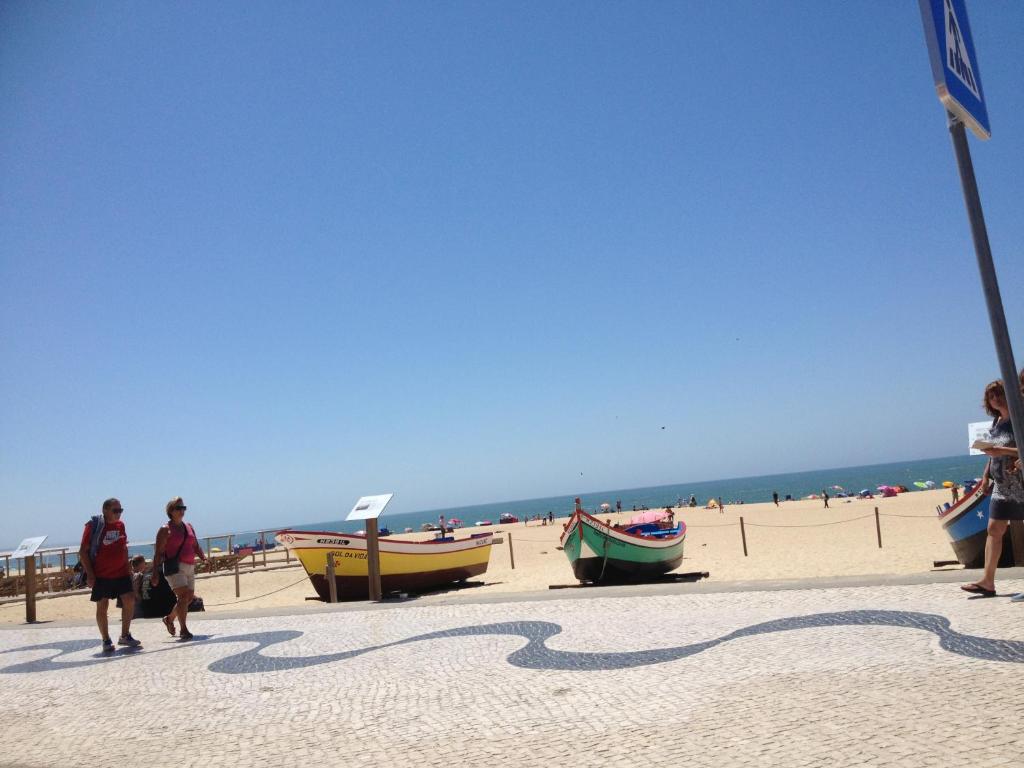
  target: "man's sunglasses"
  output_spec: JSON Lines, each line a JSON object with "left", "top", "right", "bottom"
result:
{"left": 173, "top": 505, "right": 187, "bottom": 512}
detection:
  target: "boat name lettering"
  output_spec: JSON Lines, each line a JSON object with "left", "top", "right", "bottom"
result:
{"left": 316, "top": 538, "right": 351, "bottom": 546}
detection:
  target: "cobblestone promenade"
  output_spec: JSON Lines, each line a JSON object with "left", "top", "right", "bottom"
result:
{"left": 2, "top": 579, "right": 1023, "bottom": 767}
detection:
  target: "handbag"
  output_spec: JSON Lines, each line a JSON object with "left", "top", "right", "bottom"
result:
{"left": 161, "top": 523, "right": 192, "bottom": 576}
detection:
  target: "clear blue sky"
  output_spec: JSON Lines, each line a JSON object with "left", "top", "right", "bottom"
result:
{"left": 2, "top": 1, "right": 1023, "bottom": 547}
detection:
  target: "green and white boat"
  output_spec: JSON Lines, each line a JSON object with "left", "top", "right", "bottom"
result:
{"left": 559, "top": 502, "right": 686, "bottom": 583}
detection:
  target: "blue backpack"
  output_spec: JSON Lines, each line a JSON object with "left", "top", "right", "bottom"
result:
{"left": 87, "top": 515, "right": 105, "bottom": 560}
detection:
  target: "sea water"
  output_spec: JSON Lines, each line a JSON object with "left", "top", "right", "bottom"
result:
{"left": 285, "top": 453, "right": 987, "bottom": 535}
{"left": 9, "top": 454, "right": 987, "bottom": 569}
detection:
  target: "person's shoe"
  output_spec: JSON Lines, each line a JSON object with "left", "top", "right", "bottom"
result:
{"left": 163, "top": 615, "right": 176, "bottom": 636}
{"left": 117, "top": 634, "right": 142, "bottom": 648}
{"left": 1011, "top": 592, "right": 1024, "bottom": 603}
{"left": 960, "top": 583, "right": 996, "bottom": 597}
{"left": 179, "top": 630, "right": 194, "bottom": 641}
{"left": 101, "top": 639, "right": 115, "bottom": 653}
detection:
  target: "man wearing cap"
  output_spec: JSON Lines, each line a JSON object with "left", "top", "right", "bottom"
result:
{"left": 78, "top": 497, "right": 140, "bottom": 652}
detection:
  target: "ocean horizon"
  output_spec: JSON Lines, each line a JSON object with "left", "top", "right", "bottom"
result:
{"left": 6, "top": 453, "right": 987, "bottom": 564}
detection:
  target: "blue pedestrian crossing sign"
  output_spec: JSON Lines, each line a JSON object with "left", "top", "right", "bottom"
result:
{"left": 919, "top": 0, "right": 990, "bottom": 139}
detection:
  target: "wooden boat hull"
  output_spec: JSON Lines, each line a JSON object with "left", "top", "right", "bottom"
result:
{"left": 559, "top": 511, "right": 685, "bottom": 583}
{"left": 275, "top": 529, "right": 493, "bottom": 601}
{"left": 937, "top": 485, "right": 1019, "bottom": 568}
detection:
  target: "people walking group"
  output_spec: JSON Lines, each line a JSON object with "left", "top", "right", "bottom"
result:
{"left": 79, "top": 495, "right": 206, "bottom": 651}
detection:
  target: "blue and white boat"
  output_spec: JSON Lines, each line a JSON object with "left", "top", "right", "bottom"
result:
{"left": 937, "top": 483, "right": 1019, "bottom": 568}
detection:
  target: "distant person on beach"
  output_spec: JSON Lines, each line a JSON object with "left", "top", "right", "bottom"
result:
{"left": 616, "top": 500, "right": 621, "bottom": 512}
{"left": 951, "top": 484, "right": 960, "bottom": 504}
{"left": 961, "top": 381, "right": 1024, "bottom": 599}
{"left": 772, "top": 491, "right": 779, "bottom": 507}
{"left": 152, "top": 497, "right": 207, "bottom": 640}
{"left": 822, "top": 489, "right": 830, "bottom": 509}
{"left": 689, "top": 495, "right": 697, "bottom": 508}
{"left": 548, "top": 511, "right": 553, "bottom": 524}
{"left": 79, "top": 497, "right": 140, "bottom": 652}
{"left": 718, "top": 497, "right": 724, "bottom": 514}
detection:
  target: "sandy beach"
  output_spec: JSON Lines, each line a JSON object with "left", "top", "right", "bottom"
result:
{"left": 0, "top": 489, "right": 964, "bottom": 626}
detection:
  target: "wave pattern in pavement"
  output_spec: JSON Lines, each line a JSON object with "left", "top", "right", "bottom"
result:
{"left": 2, "top": 609, "right": 1023, "bottom": 676}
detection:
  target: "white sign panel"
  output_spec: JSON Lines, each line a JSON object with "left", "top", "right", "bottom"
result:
{"left": 11, "top": 536, "right": 47, "bottom": 559}
{"left": 968, "top": 421, "right": 992, "bottom": 456}
{"left": 345, "top": 493, "right": 394, "bottom": 522}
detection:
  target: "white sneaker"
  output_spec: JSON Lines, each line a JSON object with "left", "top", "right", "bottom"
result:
{"left": 1011, "top": 593, "right": 1024, "bottom": 603}
{"left": 118, "top": 634, "right": 142, "bottom": 648}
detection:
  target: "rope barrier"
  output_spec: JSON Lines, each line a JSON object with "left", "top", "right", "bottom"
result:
{"left": 503, "top": 512, "right": 934, "bottom": 535}
{"left": 745, "top": 514, "right": 875, "bottom": 528}
{"left": 205, "top": 576, "right": 310, "bottom": 607}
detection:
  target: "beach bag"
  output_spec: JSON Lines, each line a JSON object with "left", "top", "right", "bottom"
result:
{"left": 141, "top": 571, "right": 178, "bottom": 618}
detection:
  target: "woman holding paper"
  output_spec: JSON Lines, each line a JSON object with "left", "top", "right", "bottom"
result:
{"left": 961, "top": 380, "right": 1024, "bottom": 597}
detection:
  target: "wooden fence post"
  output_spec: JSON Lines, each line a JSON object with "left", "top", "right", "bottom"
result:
{"left": 261, "top": 531, "right": 268, "bottom": 567}
{"left": 234, "top": 557, "right": 241, "bottom": 598}
{"left": 326, "top": 553, "right": 338, "bottom": 604}
{"left": 875, "top": 507, "right": 882, "bottom": 548}
{"left": 508, "top": 532, "right": 516, "bottom": 570}
{"left": 739, "top": 516, "right": 748, "bottom": 557}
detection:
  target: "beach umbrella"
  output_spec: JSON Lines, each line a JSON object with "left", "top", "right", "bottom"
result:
{"left": 599, "top": 502, "right": 611, "bottom": 510}
{"left": 942, "top": 481, "right": 954, "bottom": 488}
{"left": 448, "top": 518, "right": 462, "bottom": 524}
{"left": 858, "top": 489, "right": 871, "bottom": 495}
{"left": 877, "top": 485, "right": 890, "bottom": 491}
{"left": 913, "top": 481, "right": 928, "bottom": 489}
{"left": 831, "top": 485, "right": 844, "bottom": 490}
{"left": 925, "top": 480, "right": 936, "bottom": 488}
{"left": 628, "top": 509, "right": 670, "bottom": 525}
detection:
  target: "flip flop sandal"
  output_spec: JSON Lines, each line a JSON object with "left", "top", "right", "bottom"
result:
{"left": 163, "top": 616, "right": 176, "bottom": 636}
{"left": 960, "top": 583, "right": 996, "bottom": 597}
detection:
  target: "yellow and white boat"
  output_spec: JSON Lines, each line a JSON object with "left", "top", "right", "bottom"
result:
{"left": 275, "top": 528, "right": 493, "bottom": 601}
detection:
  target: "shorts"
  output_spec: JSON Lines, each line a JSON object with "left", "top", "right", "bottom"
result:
{"left": 990, "top": 497, "right": 1024, "bottom": 521}
{"left": 91, "top": 575, "right": 133, "bottom": 603}
{"left": 164, "top": 562, "right": 196, "bottom": 591}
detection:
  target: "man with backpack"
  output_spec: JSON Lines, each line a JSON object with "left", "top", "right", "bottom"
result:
{"left": 78, "top": 497, "right": 141, "bottom": 652}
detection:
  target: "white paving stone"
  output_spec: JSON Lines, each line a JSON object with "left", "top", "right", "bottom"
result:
{"left": 0, "top": 580, "right": 1022, "bottom": 767}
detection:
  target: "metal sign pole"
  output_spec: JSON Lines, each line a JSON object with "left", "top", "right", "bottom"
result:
{"left": 947, "top": 113, "right": 1024, "bottom": 447}
{"left": 25, "top": 556, "right": 37, "bottom": 623}
{"left": 366, "top": 519, "right": 383, "bottom": 601}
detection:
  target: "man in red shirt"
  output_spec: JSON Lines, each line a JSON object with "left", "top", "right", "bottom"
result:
{"left": 78, "top": 497, "right": 141, "bottom": 652}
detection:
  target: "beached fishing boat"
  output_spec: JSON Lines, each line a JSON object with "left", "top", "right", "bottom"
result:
{"left": 559, "top": 501, "right": 686, "bottom": 583}
{"left": 936, "top": 483, "right": 1022, "bottom": 568}
{"left": 275, "top": 529, "right": 494, "bottom": 601}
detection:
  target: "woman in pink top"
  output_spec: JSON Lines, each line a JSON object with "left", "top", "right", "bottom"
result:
{"left": 151, "top": 496, "right": 206, "bottom": 640}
